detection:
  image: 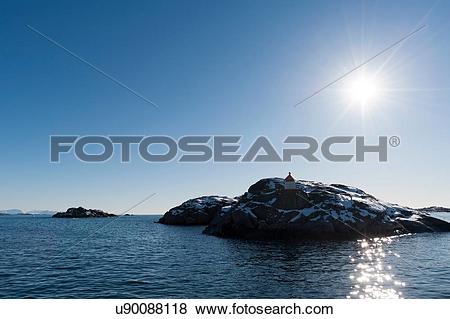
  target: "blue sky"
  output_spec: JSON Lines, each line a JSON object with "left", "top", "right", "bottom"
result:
{"left": 1, "top": 0, "right": 449, "bottom": 213}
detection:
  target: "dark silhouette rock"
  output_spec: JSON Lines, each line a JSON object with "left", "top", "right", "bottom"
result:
{"left": 419, "top": 206, "right": 450, "bottom": 213}
{"left": 158, "top": 196, "right": 237, "bottom": 225}
{"left": 207, "top": 178, "right": 450, "bottom": 240}
{"left": 52, "top": 207, "right": 116, "bottom": 218}
{"left": 162, "top": 177, "right": 450, "bottom": 240}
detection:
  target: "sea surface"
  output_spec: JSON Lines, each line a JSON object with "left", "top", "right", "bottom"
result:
{"left": 0, "top": 215, "right": 449, "bottom": 298}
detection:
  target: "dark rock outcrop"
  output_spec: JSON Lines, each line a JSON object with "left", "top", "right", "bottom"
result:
{"left": 160, "top": 178, "right": 450, "bottom": 240}
{"left": 52, "top": 207, "right": 116, "bottom": 218}
{"left": 158, "top": 196, "right": 237, "bottom": 225}
{"left": 202, "top": 178, "right": 450, "bottom": 239}
{"left": 419, "top": 206, "right": 450, "bottom": 213}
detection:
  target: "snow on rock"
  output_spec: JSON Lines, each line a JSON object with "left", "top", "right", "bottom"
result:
{"left": 160, "top": 177, "right": 450, "bottom": 239}
{"left": 158, "top": 196, "right": 237, "bottom": 225}
{"left": 201, "top": 178, "right": 450, "bottom": 240}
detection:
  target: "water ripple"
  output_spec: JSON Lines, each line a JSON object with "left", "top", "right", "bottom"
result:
{"left": 0, "top": 216, "right": 449, "bottom": 298}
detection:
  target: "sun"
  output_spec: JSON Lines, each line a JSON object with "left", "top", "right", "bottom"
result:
{"left": 346, "top": 76, "right": 380, "bottom": 106}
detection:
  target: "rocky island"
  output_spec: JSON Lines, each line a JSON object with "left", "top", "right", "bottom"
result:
{"left": 159, "top": 174, "right": 450, "bottom": 240}
{"left": 52, "top": 207, "right": 117, "bottom": 218}
{"left": 158, "top": 196, "right": 237, "bottom": 225}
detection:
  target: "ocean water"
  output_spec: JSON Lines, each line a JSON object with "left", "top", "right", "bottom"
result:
{"left": 0, "top": 215, "right": 449, "bottom": 298}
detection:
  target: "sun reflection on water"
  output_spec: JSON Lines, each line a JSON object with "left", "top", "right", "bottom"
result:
{"left": 347, "top": 237, "right": 405, "bottom": 299}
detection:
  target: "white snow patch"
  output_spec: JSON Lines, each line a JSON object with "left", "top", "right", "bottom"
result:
{"left": 288, "top": 207, "right": 317, "bottom": 223}
{"left": 353, "top": 197, "right": 386, "bottom": 212}
{"left": 335, "top": 194, "right": 353, "bottom": 209}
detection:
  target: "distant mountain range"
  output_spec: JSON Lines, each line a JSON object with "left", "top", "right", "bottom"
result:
{"left": 0, "top": 209, "right": 56, "bottom": 216}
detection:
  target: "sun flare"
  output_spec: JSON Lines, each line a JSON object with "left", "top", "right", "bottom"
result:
{"left": 347, "top": 76, "right": 380, "bottom": 105}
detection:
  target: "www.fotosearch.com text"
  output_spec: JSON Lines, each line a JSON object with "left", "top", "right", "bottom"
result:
{"left": 50, "top": 135, "right": 400, "bottom": 163}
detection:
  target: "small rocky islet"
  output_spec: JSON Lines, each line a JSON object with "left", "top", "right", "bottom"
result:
{"left": 158, "top": 173, "right": 450, "bottom": 240}
{"left": 52, "top": 207, "right": 116, "bottom": 218}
